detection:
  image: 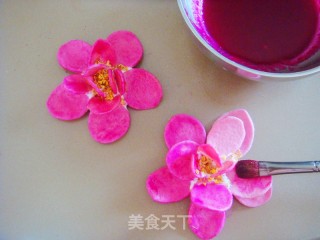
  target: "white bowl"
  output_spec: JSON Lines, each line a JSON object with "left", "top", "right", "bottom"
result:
{"left": 177, "top": 0, "right": 320, "bottom": 81}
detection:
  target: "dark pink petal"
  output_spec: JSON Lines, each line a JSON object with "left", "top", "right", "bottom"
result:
{"left": 207, "top": 116, "right": 245, "bottom": 157}
{"left": 47, "top": 83, "right": 88, "bottom": 120}
{"left": 87, "top": 95, "right": 121, "bottom": 114}
{"left": 235, "top": 188, "right": 272, "bottom": 208}
{"left": 124, "top": 68, "right": 162, "bottom": 110}
{"left": 197, "top": 144, "right": 222, "bottom": 167}
{"left": 88, "top": 104, "right": 130, "bottom": 143}
{"left": 89, "top": 39, "right": 117, "bottom": 65}
{"left": 106, "top": 30, "right": 143, "bottom": 67}
{"left": 188, "top": 203, "right": 225, "bottom": 240}
{"left": 166, "top": 140, "right": 198, "bottom": 181}
{"left": 191, "top": 183, "right": 233, "bottom": 211}
{"left": 82, "top": 64, "right": 106, "bottom": 77}
{"left": 63, "top": 74, "right": 91, "bottom": 94}
{"left": 227, "top": 167, "right": 272, "bottom": 199}
{"left": 146, "top": 167, "right": 190, "bottom": 203}
{"left": 219, "top": 109, "right": 254, "bottom": 156}
{"left": 114, "top": 69, "right": 126, "bottom": 95}
{"left": 57, "top": 40, "right": 92, "bottom": 73}
{"left": 164, "top": 114, "right": 206, "bottom": 149}
{"left": 107, "top": 69, "right": 118, "bottom": 94}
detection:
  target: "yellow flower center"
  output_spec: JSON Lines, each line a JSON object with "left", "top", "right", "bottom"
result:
{"left": 194, "top": 155, "right": 224, "bottom": 185}
{"left": 192, "top": 150, "right": 243, "bottom": 188}
{"left": 92, "top": 60, "right": 129, "bottom": 101}
{"left": 211, "top": 175, "right": 223, "bottom": 184}
{"left": 93, "top": 69, "right": 115, "bottom": 101}
{"left": 198, "top": 155, "right": 218, "bottom": 175}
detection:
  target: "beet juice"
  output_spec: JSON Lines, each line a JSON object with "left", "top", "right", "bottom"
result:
{"left": 202, "top": 0, "right": 319, "bottom": 66}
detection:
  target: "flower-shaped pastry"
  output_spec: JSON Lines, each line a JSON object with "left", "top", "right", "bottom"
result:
{"left": 146, "top": 109, "right": 272, "bottom": 239}
{"left": 47, "top": 30, "right": 162, "bottom": 143}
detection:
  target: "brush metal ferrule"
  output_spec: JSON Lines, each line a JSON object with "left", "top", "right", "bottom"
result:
{"left": 259, "top": 161, "right": 320, "bottom": 176}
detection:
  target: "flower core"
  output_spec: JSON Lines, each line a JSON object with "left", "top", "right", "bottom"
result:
{"left": 91, "top": 60, "right": 129, "bottom": 101}
{"left": 198, "top": 155, "right": 218, "bottom": 175}
{"left": 93, "top": 69, "right": 115, "bottom": 100}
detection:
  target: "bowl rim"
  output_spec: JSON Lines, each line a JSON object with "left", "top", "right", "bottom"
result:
{"left": 177, "top": 0, "right": 320, "bottom": 79}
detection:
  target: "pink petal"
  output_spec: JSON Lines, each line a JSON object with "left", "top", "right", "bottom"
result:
{"left": 164, "top": 114, "right": 206, "bottom": 149}
{"left": 124, "top": 68, "right": 162, "bottom": 110}
{"left": 227, "top": 167, "right": 272, "bottom": 199}
{"left": 191, "top": 183, "right": 233, "bottom": 211}
{"left": 146, "top": 167, "right": 190, "bottom": 203}
{"left": 88, "top": 104, "right": 130, "bottom": 143}
{"left": 47, "top": 83, "right": 88, "bottom": 120}
{"left": 217, "top": 160, "right": 236, "bottom": 176}
{"left": 114, "top": 69, "right": 126, "bottom": 95}
{"left": 106, "top": 30, "right": 143, "bottom": 67}
{"left": 219, "top": 109, "right": 254, "bottom": 156}
{"left": 166, "top": 140, "right": 198, "bottom": 181}
{"left": 235, "top": 188, "right": 272, "bottom": 208}
{"left": 82, "top": 64, "right": 106, "bottom": 77}
{"left": 89, "top": 39, "right": 117, "bottom": 65}
{"left": 57, "top": 40, "right": 92, "bottom": 73}
{"left": 188, "top": 203, "right": 225, "bottom": 240}
{"left": 197, "top": 144, "right": 222, "bottom": 167}
{"left": 63, "top": 74, "right": 92, "bottom": 94}
{"left": 87, "top": 95, "right": 121, "bottom": 114}
{"left": 107, "top": 69, "right": 118, "bottom": 94}
{"left": 207, "top": 116, "right": 245, "bottom": 157}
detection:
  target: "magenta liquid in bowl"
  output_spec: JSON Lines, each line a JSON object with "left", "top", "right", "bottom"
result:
{"left": 177, "top": 0, "right": 320, "bottom": 81}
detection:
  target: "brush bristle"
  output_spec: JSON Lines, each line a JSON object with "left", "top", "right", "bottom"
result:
{"left": 235, "top": 160, "right": 260, "bottom": 178}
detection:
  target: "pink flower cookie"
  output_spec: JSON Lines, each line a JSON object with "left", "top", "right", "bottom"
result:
{"left": 146, "top": 109, "right": 272, "bottom": 239}
{"left": 47, "top": 30, "right": 163, "bottom": 143}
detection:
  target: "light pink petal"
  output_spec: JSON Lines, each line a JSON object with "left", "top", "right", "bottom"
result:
{"left": 197, "top": 144, "right": 222, "bottom": 167}
{"left": 88, "top": 104, "right": 130, "bottom": 143}
{"left": 220, "top": 109, "right": 254, "bottom": 156}
{"left": 207, "top": 116, "right": 245, "bottom": 157}
{"left": 191, "top": 183, "right": 233, "bottom": 211}
{"left": 57, "top": 40, "right": 92, "bottom": 73}
{"left": 164, "top": 114, "right": 206, "bottom": 149}
{"left": 106, "top": 30, "right": 143, "bottom": 67}
{"left": 188, "top": 203, "right": 225, "bottom": 240}
{"left": 87, "top": 95, "right": 121, "bottom": 114}
{"left": 124, "top": 68, "right": 162, "bottom": 110}
{"left": 227, "top": 167, "right": 272, "bottom": 199}
{"left": 217, "top": 160, "right": 236, "bottom": 176}
{"left": 166, "top": 140, "right": 198, "bottom": 181}
{"left": 146, "top": 167, "right": 190, "bottom": 203}
{"left": 47, "top": 83, "right": 88, "bottom": 120}
{"left": 89, "top": 39, "right": 117, "bottom": 65}
{"left": 63, "top": 74, "right": 92, "bottom": 94}
{"left": 235, "top": 188, "right": 272, "bottom": 208}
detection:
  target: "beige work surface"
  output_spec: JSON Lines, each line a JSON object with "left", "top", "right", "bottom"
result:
{"left": 1, "top": 1, "right": 320, "bottom": 240}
